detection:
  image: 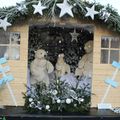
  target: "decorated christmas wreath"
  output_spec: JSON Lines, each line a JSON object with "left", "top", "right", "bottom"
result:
{"left": 23, "top": 78, "right": 91, "bottom": 113}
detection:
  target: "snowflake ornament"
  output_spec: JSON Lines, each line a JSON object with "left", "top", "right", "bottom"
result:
{"left": 99, "top": 8, "right": 110, "bottom": 22}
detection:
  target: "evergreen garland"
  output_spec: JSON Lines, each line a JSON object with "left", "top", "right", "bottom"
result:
{"left": 23, "top": 78, "right": 91, "bottom": 113}
{"left": 0, "top": 0, "right": 120, "bottom": 32}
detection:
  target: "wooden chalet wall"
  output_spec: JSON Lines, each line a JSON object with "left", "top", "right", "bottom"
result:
{"left": 0, "top": 24, "right": 29, "bottom": 106}
{"left": 91, "top": 25, "right": 120, "bottom": 107}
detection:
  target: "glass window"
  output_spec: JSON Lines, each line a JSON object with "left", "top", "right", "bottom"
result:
{"left": 111, "top": 37, "right": 120, "bottom": 48}
{"left": 101, "top": 37, "right": 109, "bottom": 48}
{"left": 110, "top": 50, "right": 119, "bottom": 64}
{"left": 101, "top": 36, "right": 120, "bottom": 64}
{"left": 0, "top": 32, "right": 20, "bottom": 60}
{"left": 101, "top": 50, "right": 109, "bottom": 64}
{"left": 0, "top": 32, "right": 9, "bottom": 44}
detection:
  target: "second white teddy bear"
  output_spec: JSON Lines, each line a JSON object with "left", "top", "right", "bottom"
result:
{"left": 55, "top": 53, "right": 70, "bottom": 78}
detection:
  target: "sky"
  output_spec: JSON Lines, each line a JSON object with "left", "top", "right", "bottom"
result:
{"left": 0, "top": 0, "right": 120, "bottom": 14}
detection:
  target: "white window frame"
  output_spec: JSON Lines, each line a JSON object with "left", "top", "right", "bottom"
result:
{"left": 0, "top": 32, "right": 20, "bottom": 60}
{"left": 101, "top": 36, "right": 120, "bottom": 64}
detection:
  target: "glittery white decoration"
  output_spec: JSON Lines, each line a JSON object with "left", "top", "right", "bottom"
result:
{"left": 99, "top": 8, "right": 110, "bottom": 22}
{"left": 85, "top": 5, "right": 99, "bottom": 20}
{"left": 16, "top": 3, "right": 27, "bottom": 11}
{"left": 0, "top": 17, "right": 11, "bottom": 31}
{"left": 56, "top": 0, "right": 74, "bottom": 17}
{"left": 32, "top": 1, "right": 47, "bottom": 15}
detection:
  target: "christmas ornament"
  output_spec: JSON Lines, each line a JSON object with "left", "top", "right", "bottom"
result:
{"left": 0, "top": 17, "right": 11, "bottom": 31}
{"left": 99, "top": 8, "right": 110, "bottom": 22}
{"left": 56, "top": 0, "right": 74, "bottom": 17}
{"left": 85, "top": 5, "right": 99, "bottom": 20}
{"left": 46, "top": 105, "right": 50, "bottom": 110}
{"left": 78, "top": 98, "right": 84, "bottom": 102}
{"left": 29, "top": 102, "right": 35, "bottom": 108}
{"left": 57, "top": 99, "right": 61, "bottom": 103}
{"left": 52, "top": 89, "right": 58, "bottom": 95}
{"left": 70, "top": 29, "right": 79, "bottom": 42}
{"left": 32, "top": 1, "right": 47, "bottom": 15}
{"left": 29, "top": 98, "right": 33, "bottom": 102}
{"left": 66, "top": 98, "right": 71, "bottom": 104}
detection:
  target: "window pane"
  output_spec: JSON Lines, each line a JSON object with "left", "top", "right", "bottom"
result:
{"left": 0, "top": 46, "right": 7, "bottom": 58}
{"left": 110, "top": 50, "right": 119, "bottom": 64}
{"left": 101, "top": 37, "right": 109, "bottom": 48}
{"left": 10, "top": 32, "right": 20, "bottom": 45}
{"left": 4, "top": 46, "right": 20, "bottom": 60}
{"left": 0, "top": 32, "right": 10, "bottom": 44}
{"left": 101, "top": 50, "right": 109, "bottom": 63}
{"left": 111, "top": 37, "right": 120, "bottom": 48}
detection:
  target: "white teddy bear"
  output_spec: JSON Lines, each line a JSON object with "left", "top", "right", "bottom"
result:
{"left": 55, "top": 53, "right": 70, "bottom": 78}
{"left": 75, "top": 41, "right": 93, "bottom": 78}
{"left": 30, "top": 49, "right": 54, "bottom": 86}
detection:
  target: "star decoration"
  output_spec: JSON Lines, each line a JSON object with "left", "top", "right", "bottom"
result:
{"left": 85, "top": 5, "right": 99, "bottom": 20}
{"left": 56, "top": 0, "right": 74, "bottom": 17}
{"left": 32, "top": 1, "right": 47, "bottom": 15}
{"left": 70, "top": 29, "right": 79, "bottom": 42}
{"left": 0, "top": 17, "right": 11, "bottom": 31}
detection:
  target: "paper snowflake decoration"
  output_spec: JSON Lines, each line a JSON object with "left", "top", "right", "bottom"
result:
{"left": 85, "top": 5, "right": 99, "bottom": 20}
{"left": 99, "top": 8, "right": 110, "bottom": 22}
{"left": 56, "top": 0, "right": 74, "bottom": 17}
{"left": 32, "top": 1, "right": 47, "bottom": 15}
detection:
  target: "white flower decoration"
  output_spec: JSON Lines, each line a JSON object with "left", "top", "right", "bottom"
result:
{"left": 66, "top": 98, "right": 71, "bottom": 104}
{"left": 37, "top": 101, "right": 41, "bottom": 104}
{"left": 57, "top": 99, "right": 61, "bottom": 104}
{"left": 74, "top": 104, "right": 77, "bottom": 107}
{"left": 29, "top": 98, "right": 33, "bottom": 102}
{"left": 46, "top": 105, "right": 50, "bottom": 110}
{"left": 29, "top": 102, "right": 35, "bottom": 108}
{"left": 52, "top": 90, "right": 58, "bottom": 95}
{"left": 38, "top": 107, "right": 42, "bottom": 110}
{"left": 78, "top": 98, "right": 84, "bottom": 103}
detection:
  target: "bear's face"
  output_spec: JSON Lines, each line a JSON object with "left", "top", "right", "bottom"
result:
{"left": 35, "top": 49, "right": 47, "bottom": 59}
{"left": 57, "top": 53, "right": 65, "bottom": 63}
{"left": 84, "top": 41, "right": 93, "bottom": 53}
{"left": 58, "top": 53, "right": 64, "bottom": 58}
